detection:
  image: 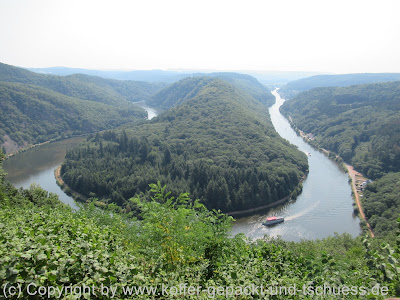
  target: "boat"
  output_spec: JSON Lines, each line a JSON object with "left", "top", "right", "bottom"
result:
{"left": 262, "top": 216, "right": 284, "bottom": 226}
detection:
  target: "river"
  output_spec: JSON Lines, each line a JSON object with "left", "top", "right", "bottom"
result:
{"left": 230, "top": 90, "right": 361, "bottom": 241}
{"left": 3, "top": 96, "right": 360, "bottom": 241}
{"left": 3, "top": 137, "right": 85, "bottom": 210}
{"left": 3, "top": 105, "right": 159, "bottom": 211}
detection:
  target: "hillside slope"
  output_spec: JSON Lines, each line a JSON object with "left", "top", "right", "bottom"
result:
{"left": 280, "top": 81, "right": 400, "bottom": 179}
{"left": 61, "top": 78, "right": 307, "bottom": 212}
{"left": 0, "top": 82, "right": 146, "bottom": 152}
{"left": 0, "top": 62, "right": 165, "bottom": 105}
{"left": 0, "top": 62, "right": 163, "bottom": 152}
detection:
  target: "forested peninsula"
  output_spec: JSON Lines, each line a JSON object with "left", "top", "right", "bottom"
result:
{"left": 61, "top": 77, "right": 308, "bottom": 212}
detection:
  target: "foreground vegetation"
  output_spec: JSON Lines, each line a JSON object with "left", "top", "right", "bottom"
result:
{"left": 280, "top": 81, "right": 400, "bottom": 237}
{"left": 1, "top": 152, "right": 399, "bottom": 299}
{"left": 61, "top": 78, "right": 307, "bottom": 213}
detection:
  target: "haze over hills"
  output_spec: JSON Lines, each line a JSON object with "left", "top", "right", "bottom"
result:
{"left": 61, "top": 77, "right": 307, "bottom": 212}
{"left": 279, "top": 73, "right": 400, "bottom": 98}
{"left": 28, "top": 66, "right": 189, "bottom": 83}
{"left": 0, "top": 62, "right": 166, "bottom": 153}
{"left": 27, "top": 66, "right": 322, "bottom": 87}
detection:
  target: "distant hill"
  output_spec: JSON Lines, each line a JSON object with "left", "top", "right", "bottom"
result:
{"left": 28, "top": 67, "right": 321, "bottom": 86}
{"left": 147, "top": 73, "right": 274, "bottom": 109}
{"left": 0, "top": 62, "right": 168, "bottom": 153}
{"left": 1, "top": 63, "right": 165, "bottom": 105}
{"left": 61, "top": 78, "right": 307, "bottom": 212}
{"left": 280, "top": 73, "right": 400, "bottom": 98}
{"left": 28, "top": 67, "right": 189, "bottom": 83}
{"left": 0, "top": 82, "right": 146, "bottom": 153}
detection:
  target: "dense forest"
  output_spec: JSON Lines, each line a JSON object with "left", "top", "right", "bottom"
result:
{"left": 362, "top": 172, "right": 400, "bottom": 237}
{"left": 0, "top": 62, "right": 166, "bottom": 153}
{"left": 61, "top": 77, "right": 308, "bottom": 212}
{"left": 280, "top": 81, "right": 400, "bottom": 179}
{"left": 279, "top": 73, "right": 400, "bottom": 99}
{"left": 1, "top": 152, "right": 399, "bottom": 299}
{"left": 280, "top": 81, "right": 400, "bottom": 236}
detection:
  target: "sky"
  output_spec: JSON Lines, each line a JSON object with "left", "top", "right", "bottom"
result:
{"left": 0, "top": 0, "right": 399, "bottom": 73}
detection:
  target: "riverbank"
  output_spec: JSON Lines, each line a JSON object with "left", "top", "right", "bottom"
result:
{"left": 344, "top": 164, "right": 375, "bottom": 238}
{"left": 227, "top": 173, "right": 306, "bottom": 217}
{"left": 292, "top": 122, "right": 374, "bottom": 237}
{"left": 4, "top": 134, "right": 87, "bottom": 160}
{"left": 227, "top": 196, "right": 290, "bottom": 217}
{"left": 54, "top": 165, "right": 87, "bottom": 203}
{"left": 55, "top": 165, "right": 111, "bottom": 209}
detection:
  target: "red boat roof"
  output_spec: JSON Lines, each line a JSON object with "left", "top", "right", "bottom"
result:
{"left": 267, "top": 217, "right": 277, "bottom": 221}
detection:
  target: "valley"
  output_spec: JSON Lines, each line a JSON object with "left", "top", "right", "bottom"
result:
{"left": 1, "top": 65, "right": 399, "bottom": 298}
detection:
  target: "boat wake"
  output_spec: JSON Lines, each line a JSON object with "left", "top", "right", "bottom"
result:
{"left": 285, "top": 199, "right": 320, "bottom": 221}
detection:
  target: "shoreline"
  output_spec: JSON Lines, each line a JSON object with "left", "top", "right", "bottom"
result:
{"left": 226, "top": 195, "right": 290, "bottom": 217}
{"left": 54, "top": 165, "right": 88, "bottom": 203}
{"left": 55, "top": 164, "right": 303, "bottom": 218}
{"left": 291, "top": 120, "right": 375, "bottom": 238}
{"left": 226, "top": 174, "right": 307, "bottom": 218}
{"left": 4, "top": 134, "right": 87, "bottom": 160}
{"left": 343, "top": 163, "right": 375, "bottom": 238}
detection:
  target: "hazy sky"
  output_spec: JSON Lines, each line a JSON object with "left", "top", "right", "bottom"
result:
{"left": 1, "top": 0, "right": 399, "bottom": 73}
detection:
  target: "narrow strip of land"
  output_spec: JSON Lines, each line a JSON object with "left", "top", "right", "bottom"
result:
{"left": 227, "top": 196, "right": 290, "bottom": 217}
{"left": 55, "top": 164, "right": 87, "bottom": 202}
{"left": 344, "top": 164, "right": 375, "bottom": 238}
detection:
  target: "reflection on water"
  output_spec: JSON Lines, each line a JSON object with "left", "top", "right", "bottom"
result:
{"left": 230, "top": 90, "right": 361, "bottom": 241}
{"left": 3, "top": 137, "right": 85, "bottom": 210}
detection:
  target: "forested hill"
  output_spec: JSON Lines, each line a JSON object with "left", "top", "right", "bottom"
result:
{"left": 147, "top": 73, "right": 274, "bottom": 109}
{"left": 280, "top": 81, "right": 400, "bottom": 236}
{"left": 279, "top": 73, "right": 400, "bottom": 99}
{"left": 0, "top": 62, "right": 168, "bottom": 153}
{"left": 280, "top": 81, "right": 400, "bottom": 178}
{"left": 0, "top": 82, "right": 146, "bottom": 153}
{"left": 61, "top": 78, "right": 308, "bottom": 212}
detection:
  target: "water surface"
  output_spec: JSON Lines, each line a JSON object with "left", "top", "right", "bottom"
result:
{"left": 230, "top": 90, "right": 361, "bottom": 241}
{"left": 3, "top": 105, "right": 160, "bottom": 210}
{"left": 3, "top": 137, "right": 85, "bottom": 210}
